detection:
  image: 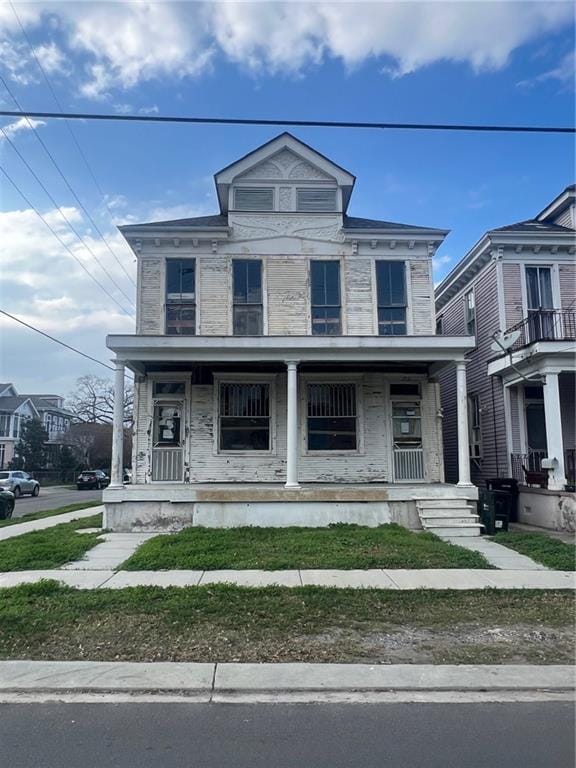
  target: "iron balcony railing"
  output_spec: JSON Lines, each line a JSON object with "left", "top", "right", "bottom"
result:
{"left": 511, "top": 448, "right": 576, "bottom": 487}
{"left": 502, "top": 310, "right": 576, "bottom": 353}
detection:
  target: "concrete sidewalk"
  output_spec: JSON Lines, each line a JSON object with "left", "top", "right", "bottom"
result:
{"left": 0, "top": 505, "right": 104, "bottom": 542}
{"left": 0, "top": 567, "right": 574, "bottom": 590}
{"left": 0, "top": 661, "right": 572, "bottom": 700}
{"left": 439, "top": 535, "right": 549, "bottom": 570}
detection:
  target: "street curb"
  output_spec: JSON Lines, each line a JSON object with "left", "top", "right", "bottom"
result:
{"left": 0, "top": 662, "right": 573, "bottom": 696}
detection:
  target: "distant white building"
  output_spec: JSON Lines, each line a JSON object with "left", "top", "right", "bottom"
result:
{"left": 104, "top": 133, "right": 478, "bottom": 534}
{"left": 0, "top": 383, "right": 73, "bottom": 468}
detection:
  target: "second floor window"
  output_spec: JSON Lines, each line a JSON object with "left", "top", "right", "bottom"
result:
{"left": 233, "top": 260, "right": 263, "bottom": 335}
{"left": 526, "top": 266, "right": 554, "bottom": 341}
{"left": 165, "top": 259, "right": 195, "bottom": 335}
{"left": 376, "top": 261, "right": 407, "bottom": 335}
{"left": 311, "top": 260, "right": 341, "bottom": 335}
{"left": 465, "top": 289, "right": 476, "bottom": 336}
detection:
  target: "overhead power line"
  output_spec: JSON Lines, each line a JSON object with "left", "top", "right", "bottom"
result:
{"left": 1, "top": 126, "right": 136, "bottom": 310}
{"left": 0, "top": 309, "right": 115, "bottom": 372}
{"left": 0, "top": 109, "right": 573, "bottom": 134}
{"left": 0, "top": 77, "right": 136, "bottom": 288}
{"left": 0, "top": 165, "right": 135, "bottom": 317}
{"left": 7, "top": 0, "right": 136, "bottom": 287}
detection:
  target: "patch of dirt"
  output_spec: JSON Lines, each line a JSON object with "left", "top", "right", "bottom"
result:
{"left": 3, "top": 617, "right": 574, "bottom": 665}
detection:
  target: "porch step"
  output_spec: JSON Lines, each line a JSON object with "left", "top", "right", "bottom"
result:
{"left": 416, "top": 499, "right": 482, "bottom": 537}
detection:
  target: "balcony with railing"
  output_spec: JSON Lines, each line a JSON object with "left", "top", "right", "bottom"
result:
{"left": 501, "top": 310, "right": 576, "bottom": 354}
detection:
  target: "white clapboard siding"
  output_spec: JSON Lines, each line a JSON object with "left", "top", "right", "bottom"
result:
{"left": 199, "top": 256, "right": 230, "bottom": 335}
{"left": 421, "top": 380, "right": 443, "bottom": 482}
{"left": 345, "top": 258, "right": 374, "bottom": 334}
{"left": 184, "top": 374, "right": 443, "bottom": 485}
{"left": 554, "top": 206, "right": 574, "bottom": 229}
{"left": 133, "top": 377, "right": 152, "bottom": 483}
{"left": 410, "top": 260, "right": 434, "bottom": 334}
{"left": 509, "top": 386, "right": 521, "bottom": 454}
{"left": 138, "top": 258, "right": 163, "bottom": 334}
{"left": 267, "top": 259, "right": 309, "bottom": 335}
{"left": 559, "top": 263, "right": 576, "bottom": 309}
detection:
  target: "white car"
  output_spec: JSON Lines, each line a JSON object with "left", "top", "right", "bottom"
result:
{"left": 0, "top": 471, "right": 40, "bottom": 498}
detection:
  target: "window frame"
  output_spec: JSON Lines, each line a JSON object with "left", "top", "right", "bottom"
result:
{"left": 464, "top": 289, "right": 476, "bottom": 336}
{"left": 468, "top": 393, "right": 482, "bottom": 460}
{"left": 214, "top": 374, "right": 277, "bottom": 456}
{"left": 310, "top": 259, "right": 343, "bottom": 336}
{"left": 375, "top": 260, "right": 408, "bottom": 336}
{"left": 233, "top": 187, "right": 275, "bottom": 211}
{"left": 232, "top": 259, "right": 264, "bottom": 336}
{"left": 296, "top": 188, "right": 338, "bottom": 212}
{"left": 301, "top": 376, "right": 363, "bottom": 456}
{"left": 164, "top": 258, "right": 196, "bottom": 336}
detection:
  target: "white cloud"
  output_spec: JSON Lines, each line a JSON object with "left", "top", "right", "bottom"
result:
{"left": 0, "top": 2, "right": 572, "bottom": 97}
{"left": 34, "top": 41, "right": 68, "bottom": 74}
{"left": 0, "top": 117, "right": 46, "bottom": 139}
{"left": 517, "top": 50, "right": 575, "bottom": 90}
{"left": 432, "top": 253, "right": 452, "bottom": 273}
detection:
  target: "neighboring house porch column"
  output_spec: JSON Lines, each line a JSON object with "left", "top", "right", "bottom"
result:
{"left": 285, "top": 360, "right": 300, "bottom": 489}
{"left": 110, "top": 360, "right": 125, "bottom": 488}
{"left": 543, "top": 371, "right": 567, "bottom": 490}
{"left": 456, "top": 361, "right": 473, "bottom": 487}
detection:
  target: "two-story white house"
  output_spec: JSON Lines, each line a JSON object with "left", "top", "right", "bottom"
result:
{"left": 104, "top": 133, "right": 478, "bottom": 533}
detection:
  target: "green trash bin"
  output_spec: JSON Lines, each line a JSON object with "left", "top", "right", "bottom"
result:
{"left": 493, "top": 490, "right": 510, "bottom": 533}
{"left": 478, "top": 489, "right": 510, "bottom": 535}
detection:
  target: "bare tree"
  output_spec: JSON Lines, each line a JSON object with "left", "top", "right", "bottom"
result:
{"left": 67, "top": 374, "right": 133, "bottom": 425}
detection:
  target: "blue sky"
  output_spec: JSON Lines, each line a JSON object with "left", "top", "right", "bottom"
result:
{"left": 0, "top": 1, "right": 574, "bottom": 395}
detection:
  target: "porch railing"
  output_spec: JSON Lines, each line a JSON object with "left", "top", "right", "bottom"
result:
{"left": 500, "top": 310, "right": 576, "bottom": 353}
{"left": 511, "top": 449, "right": 576, "bottom": 487}
{"left": 394, "top": 447, "right": 424, "bottom": 481}
{"left": 151, "top": 448, "right": 183, "bottom": 482}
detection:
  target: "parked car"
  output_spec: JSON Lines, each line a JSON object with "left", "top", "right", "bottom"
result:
{"left": 0, "top": 489, "right": 15, "bottom": 520}
{"left": 0, "top": 471, "right": 40, "bottom": 499}
{"left": 76, "top": 470, "right": 110, "bottom": 490}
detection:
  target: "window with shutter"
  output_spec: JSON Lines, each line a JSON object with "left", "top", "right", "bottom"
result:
{"left": 233, "top": 187, "right": 274, "bottom": 211}
{"left": 296, "top": 189, "right": 337, "bottom": 212}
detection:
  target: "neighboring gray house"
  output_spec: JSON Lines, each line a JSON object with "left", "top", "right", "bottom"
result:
{"left": 0, "top": 383, "right": 72, "bottom": 468}
{"left": 103, "top": 133, "right": 479, "bottom": 534}
{"left": 435, "top": 185, "right": 575, "bottom": 529}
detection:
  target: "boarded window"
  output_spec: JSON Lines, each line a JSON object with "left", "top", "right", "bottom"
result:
{"left": 296, "top": 189, "right": 337, "bottom": 212}
{"left": 234, "top": 187, "right": 274, "bottom": 211}
{"left": 307, "top": 383, "right": 357, "bottom": 451}
{"left": 233, "top": 260, "right": 263, "bottom": 335}
{"left": 376, "top": 261, "right": 406, "bottom": 335}
{"left": 311, "top": 260, "right": 341, "bottom": 335}
{"left": 165, "top": 259, "right": 195, "bottom": 335}
{"left": 219, "top": 383, "right": 270, "bottom": 451}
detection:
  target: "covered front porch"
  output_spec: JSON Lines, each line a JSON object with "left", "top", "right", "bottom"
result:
{"left": 104, "top": 334, "right": 477, "bottom": 531}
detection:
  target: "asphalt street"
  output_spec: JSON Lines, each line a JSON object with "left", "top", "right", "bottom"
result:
{"left": 0, "top": 701, "right": 573, "bottom": 768}
{"left": 12, "top": 485, "right": 102, "bottom": 519}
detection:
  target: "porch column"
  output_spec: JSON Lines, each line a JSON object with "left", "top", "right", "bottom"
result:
{"left": 456, "top": 360, "right": 473, "bottom": 487}
{"left": 285, "top": 360, "right": 300, "bottom": 489}
{"left": 110, "top": 360, "right": 125, "bottom": 488}
{"left": 543, "top": 371, "right": 567, "bottom": 490}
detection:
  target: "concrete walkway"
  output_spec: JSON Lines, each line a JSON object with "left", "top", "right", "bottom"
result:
{"left": 0, "top": 567, "right": 574, "bottom": 590}
{"left": 0, "top": 505, "right": 103, "bottom": 542}
{"left": 62, "top": 532, "right": 157, "bottom": 571}
{"left": 0, "top": 661, "right": 572, "bottom": 699}
{"left": 440, "top": 535, "right": 549, "bottom": 570}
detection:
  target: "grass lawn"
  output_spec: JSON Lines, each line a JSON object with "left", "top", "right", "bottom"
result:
{"left": 0, "top": 581, "right": 572, "bottom": 664}
{"left": 495, "top": 532, "right": 575, "bottom": 571}
{"left": 121, "top": 523, "right": 492, "bottom": 571}
{"left": 0, "top": 514, "right": 103, "bottom": 571}
{"left": 0, "top": 501, "right": 102, "bottom": 528}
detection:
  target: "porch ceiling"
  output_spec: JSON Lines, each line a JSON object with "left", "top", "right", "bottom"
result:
{"left": 107, "top": 334, "right": 473, "bottom": 375}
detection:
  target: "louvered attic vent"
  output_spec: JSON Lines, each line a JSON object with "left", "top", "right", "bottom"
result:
{"left": 234, "top": 187, "right": 274, "bottom": 211}
{"left": 297, "top": 189, "right": 337, "bottom": 212}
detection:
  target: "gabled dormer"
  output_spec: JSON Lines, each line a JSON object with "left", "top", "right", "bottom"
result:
{"left": 214, "top": 132, "right": 355, "bottom": 218}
